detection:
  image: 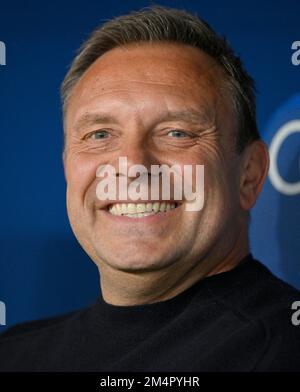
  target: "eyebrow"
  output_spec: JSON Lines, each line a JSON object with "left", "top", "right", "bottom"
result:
{"left": 73, "top": 108, "right": 214, "bottom": 133}
{"left": 161, "top": 109, "right": 214, "bottom": 126}
{"left": 73, "top": 113, "right": 117, "bottom": 133}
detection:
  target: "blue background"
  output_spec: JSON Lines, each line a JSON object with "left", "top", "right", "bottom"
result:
{"left": 0, "top": 0, "right": 299, "bottom": 330}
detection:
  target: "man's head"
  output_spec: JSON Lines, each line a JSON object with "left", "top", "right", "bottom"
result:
{"left": 62, "top": 6, "right": 259, "bottom": 153}
{"left": 61, "top": 7, "right": 269, "bottom": 288}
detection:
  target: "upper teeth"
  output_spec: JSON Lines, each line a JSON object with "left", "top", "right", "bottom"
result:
{"left": 108, "top": 202, "right": 176, "bottom": 216}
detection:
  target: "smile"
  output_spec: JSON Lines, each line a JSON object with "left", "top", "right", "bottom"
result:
{"left": 107, "top": 202, "right": 179, "bottom": 218}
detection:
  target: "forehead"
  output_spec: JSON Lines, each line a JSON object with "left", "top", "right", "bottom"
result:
{"left": 66, "top": 42, "right": 229, "bottom": 126}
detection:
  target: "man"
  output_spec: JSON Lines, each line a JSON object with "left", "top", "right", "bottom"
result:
{"left": 0, "top": 6, "right": 299, "bottom": 371}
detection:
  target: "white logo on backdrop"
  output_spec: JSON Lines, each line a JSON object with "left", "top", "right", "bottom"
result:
{"left": 269, "top": 120, "right": 300, "bottom": 195}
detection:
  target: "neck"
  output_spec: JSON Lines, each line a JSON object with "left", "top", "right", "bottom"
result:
{"left": 99, "top": 229, "right": 249, "bottom": 306}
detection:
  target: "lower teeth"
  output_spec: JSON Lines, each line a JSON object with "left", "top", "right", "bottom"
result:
{"left": 122, "top": 212, "right": 157, "bottom": 218}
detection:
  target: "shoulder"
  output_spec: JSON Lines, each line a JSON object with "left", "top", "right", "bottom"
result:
{"left": 0, "top": 299, "right": 97, "bottom": 345}
{"left": 219, "top": 256, "right": 300, "bottom": 313}
{"left": 226, "top": 258, "right": 300, "bottom": 370}
{"left": 0, "top": 301, "right": 100, "bottom": 371}
{"left": 0, "top": 311, "right": 79, "bottom": 341}
{"left": 246, "top": 259, "right": 300, "bottom": 314}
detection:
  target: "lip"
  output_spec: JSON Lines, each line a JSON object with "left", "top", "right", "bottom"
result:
{"left": 97, "top": 199, "right": 182, "bottom": 210}
{"left": 97, "top": 202, "right": 183, "bottom": 224}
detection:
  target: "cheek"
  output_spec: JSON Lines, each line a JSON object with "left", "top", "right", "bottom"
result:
{"left": 204, "top": 159, "right": 240, "bottom": 220}
{"left": 173, "top": 150, "right": 222, "bottom": 193}
{"left": 65, "top": 153, "right": 102, "bottom": 206}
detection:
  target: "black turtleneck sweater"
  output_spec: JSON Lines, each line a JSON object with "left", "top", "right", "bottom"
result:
{"left": 0, "top": 254, "right": 300, "bottom": 372}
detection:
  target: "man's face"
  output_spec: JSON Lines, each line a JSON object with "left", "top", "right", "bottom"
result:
{"left": 63, "top": 43, "right": 243, "bottom": 273}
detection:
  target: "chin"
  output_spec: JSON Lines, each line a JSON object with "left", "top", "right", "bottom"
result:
{"left": 95, "top": 246, "right": 177, "bottom": 272}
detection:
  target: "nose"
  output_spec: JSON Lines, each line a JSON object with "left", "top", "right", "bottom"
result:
{"left": 99, "top": 138, "right": 160, "bottom": 202}
{"left": 110, "top": 138, "right": 160, "bottom": 179}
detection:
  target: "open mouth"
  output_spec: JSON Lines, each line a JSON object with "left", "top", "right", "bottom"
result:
{"left": 106, "top": 202, "right": 180, "bottom": 218}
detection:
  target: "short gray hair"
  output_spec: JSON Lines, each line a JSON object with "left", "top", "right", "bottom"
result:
{"left": 61, "top": 6, "right": 260, "bottom": 152}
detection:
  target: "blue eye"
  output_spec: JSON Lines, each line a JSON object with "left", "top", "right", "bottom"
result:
{"left": 90, "top": 130, "right": 109, "bottom": 139}
{"left": 167, "top": 130, "right": 188, "bottom": 138}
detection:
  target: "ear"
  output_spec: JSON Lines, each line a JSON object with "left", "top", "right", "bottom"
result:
{"left": 62, "top": 128, "right": 68, "bottom": 181}
{"left": 239, "top": 140, "right": 269, "bottom": 210}
{"left": 62, "top": 148, "right": 67, "bottom": 182}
